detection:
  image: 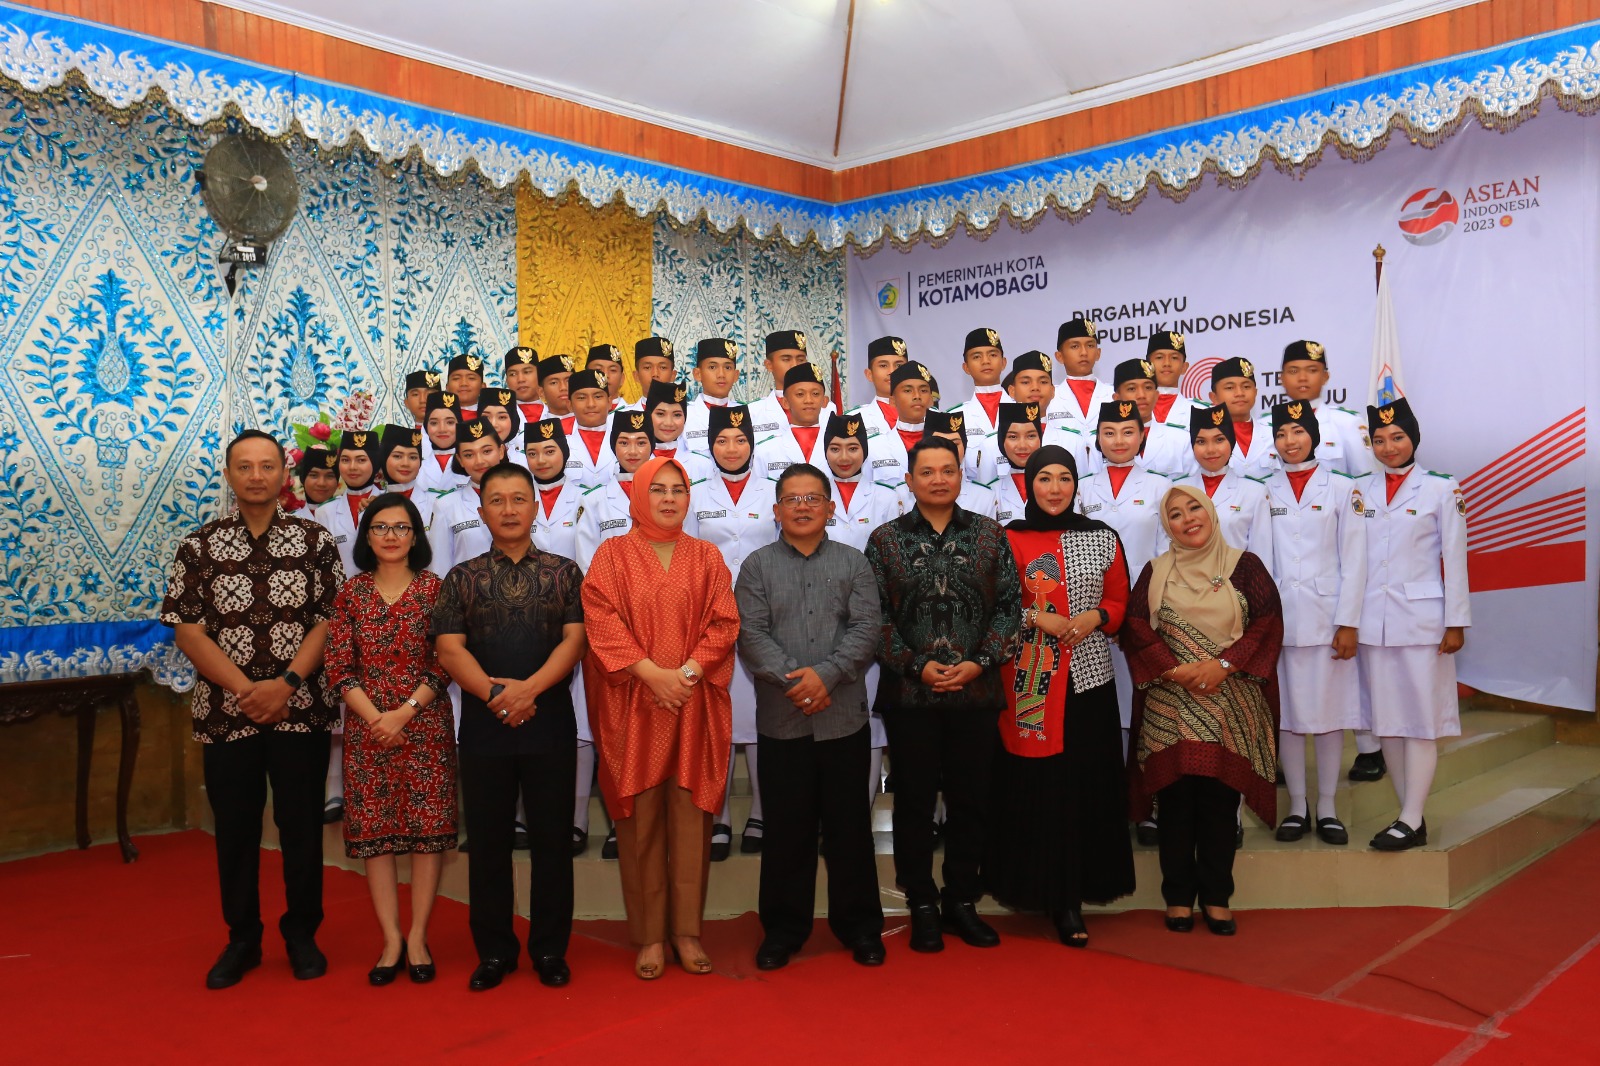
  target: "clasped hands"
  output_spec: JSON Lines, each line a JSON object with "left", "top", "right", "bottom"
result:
{"left": 632, "top": 659, "right": 703, "bottom": 712}
{"left": 1032, "top": 609, "right": 1104, "bottom": 649}
{"left": 921, "top": 660, "right": 983, "bottom": 693}
{"left": 487, "top": 676, "right": 541, "bottom": 728}
{"left": 235, "top": 677, "right": 293, "bottom": 724}
{"left": 1162, "top": 659, "right": 1232, "bottom": 695}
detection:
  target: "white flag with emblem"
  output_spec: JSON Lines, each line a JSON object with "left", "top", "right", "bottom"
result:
{"left": 1368, "top": 269, "right": 1407, "bottom": 405}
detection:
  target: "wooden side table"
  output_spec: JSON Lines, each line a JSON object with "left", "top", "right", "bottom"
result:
{"left": 0, "top": 672, "right": 143, "bottom": 862}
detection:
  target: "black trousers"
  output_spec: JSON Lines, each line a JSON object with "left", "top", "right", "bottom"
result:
{"left": 202, "top": 729, "right": 331, "bottom": 947}
{"left": 459, "top": 744, "right": 575, "bottom": 964}
{"left": 757, "top": 726, "right": 885, "bottom": 950}
{"left": 881, "top": 704, "right": 995, "bottom": 908}
{"left": 1156, "top": 775, "right": 1241, "bottom": 909}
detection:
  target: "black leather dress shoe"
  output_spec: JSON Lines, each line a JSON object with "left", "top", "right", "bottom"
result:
{"left": 286, "top": 939, "right": 327, "bottom": 980}
{"left": 601, "top": 828, "right": 618, "bottom": 860}
{"left": 1275, "top": 808, "right": 1311, "bottom": 843}
{"left": 709, "top": 823, "right": 733, "bottom": 863}
{"left": 1370, "top": 817, "right": 1427, "bottom": 851}
{"left": 941, "top": 901, "right": 1000, "bottom": 948}
{"left": 469, "top": 958, "right": 516, "bottom": 991}
{"left": 570, "top": 828, "right": 588, "bottom": 857}
{"left": 1316, "top": 816, "right": 1349, "bottom": 846}
{"left": 532, "top": 956, "right": 570, "bottom": 987}
{"left": 908, "top": 904, "right": 944, "bottom": 953}
{"left": 407, "top": 945, "right": 436, "bottom": 984}
{"left": 1164, "top": 913, "right": 1195, "bottom": 933}
{"left": 851, "top": 936, "right": 887, "bottom": 966}
{"left": 1203, "top": 909, "right": 1237, "bottom": 936}
{"left": 1348, "top": 750, "right": 1387, "bottom": 782}
{"left": 513, "top": 824, "right": 530, "bottom": 851}
{"left": 755, "top": 941, "right": 793, "bottom": 971}
{"left": 740, "top": 818, "right": 765, "bottom": 854}
{"left": 369, "top": 944, "right": 407, "bottom": 987}
{"left": 1134, "top": 820, "right": 1159, "bottom": 847}
{"left": 322, "top": 799, "right": 344, "bottom": 825}
{"left": 205, "top": 942, "right": 261, "bottom": 989}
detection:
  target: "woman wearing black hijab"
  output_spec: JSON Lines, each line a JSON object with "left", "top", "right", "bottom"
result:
{"left": 984, "top": 445, "right": 1135, "bottom": 947}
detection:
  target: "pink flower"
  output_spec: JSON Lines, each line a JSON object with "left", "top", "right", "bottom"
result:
{"left": 309, "top": 422, "right": 332, "bottom": 441}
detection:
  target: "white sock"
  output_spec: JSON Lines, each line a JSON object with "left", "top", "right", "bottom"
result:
{"left": 1314, "top": 731, "right": 1344, "bottom": 822}
{"left": 1355, "top": 730, "right": 1382, "bottom": 756}
{"left": 1280, "top": 730, "right": 1308, "bottom": 818}
{"left": 1121, "top": 727, "right": 1130, "bottom": 763}
{"left": 574, "top": 742, "right": 595, "bottom": 831}
{"left": 326, "top": 735, "right": 344, "bottom": 803}
{"left": 1379, "top": 736, "right": 1408, "bottom": 808}
{"left": 744, "top": 744, "right": 763, "bottom": 824}
{"left": 868, "top": 747, "right": 885, "bottom": 809}
{"left": 1400, "top": 737, "right": 1437, "bottom": 830}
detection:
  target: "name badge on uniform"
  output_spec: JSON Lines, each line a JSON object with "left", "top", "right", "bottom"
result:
{"left": 1270, "top": 506, "right": 1288, "bottom": 516}
{"left": 1228, "top": 504, "right": 1241, "bottom": 511}
{"left": 746, "top": 512, "right": 760, "bottom": 519}
{"left": 1310, "top": 505, "right": 1323, "bottom": 511}
{"left": 1405, "top": 508, "right": 1417, "bottom": 515}
{"left": 1083, "top": 503, "right": 1103, "bottom": 514}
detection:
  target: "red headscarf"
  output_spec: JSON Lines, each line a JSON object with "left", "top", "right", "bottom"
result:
{"left": 629, "top": 455, "right": 691, "bottom": 543}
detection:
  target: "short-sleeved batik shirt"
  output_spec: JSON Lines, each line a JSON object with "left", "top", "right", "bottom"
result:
{"left": 161, "top": 506, "right": 344, "bottom": 742}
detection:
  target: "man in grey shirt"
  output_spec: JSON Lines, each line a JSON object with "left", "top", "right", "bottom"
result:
{"left": 736, "top": 462, "right": 886, "bottom": 971}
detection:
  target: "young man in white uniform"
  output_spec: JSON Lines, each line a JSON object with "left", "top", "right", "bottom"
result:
{"left": 756, "top": 362, "right": 831, "bottom": 473}
{"left": 750, "top": 330, "right": 834, "bottom": 440}
{"left": 851, "top": 336, "right": 909, "bottom": 443}
{"left": 444, "top": 352, "right": 486, "bottom": 421}
{"left": 1045, "top": 317, "right": 1114, "bottom": 444}
{"left": 955, "top": 327, "right": 1007, "bottom": 483}
{"left": 1145, "top": 331, "right": 1199, "bottom": 433}
{"left": 563, "top": 367, "right": 617, "bottom": 487}
{"left": 1208, "top": 358, "right": 1277, "bottom": 480}
{"left": 684, "top": 337, "right": 739, "bottom": 460}
{"left": 504, "top": 345, "right": 545, "bottom": 424}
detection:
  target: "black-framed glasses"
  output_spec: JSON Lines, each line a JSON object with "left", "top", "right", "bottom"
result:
{"left": 370, "top": 523, "right": 414, "bottom": 538}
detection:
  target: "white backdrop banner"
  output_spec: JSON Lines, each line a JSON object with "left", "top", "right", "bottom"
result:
{"left": 848, "top": 111, "right": 1598, "bottom": 711}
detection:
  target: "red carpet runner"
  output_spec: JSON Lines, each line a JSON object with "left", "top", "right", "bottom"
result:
{"left": 6, "top": 828, "right": 1600, "bottom": 1063}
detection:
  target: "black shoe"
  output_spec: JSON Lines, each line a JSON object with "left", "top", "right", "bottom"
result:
{"left": 1164, "top": 913, "right": 1195, "bottom": 933}
{"left": 286, "top": 938, "right": 327, "bottom": 981}
{"left": 1348, "top": 750, "right": 1387, "bottom": 782}
{"left": 469, "top": 958, "right": 515, "bottom": 991}
{"left": 1274, "top": 807, "right": 1311, "bottom": 843}
{"left": 908, "top": 903, "right": 944, "bottom": 953}
{"left": 1316, "top": 816, "right": 1349, "bottom": 846}
{"left": 1370, "top": 817, "right": 1427, "bottom": 851}
{"left": 1052, "top": 906, "right": 1088, "bottom": 949}
{"left": 941, "top": 901, "right": 1000, "bottom": 948}
{"left": 1135, "top": 820, "right": 1159, "bottom": 847}
{"left": 1203, "top": 908, "right": 1237, "bottom": 936}
{"left": 851, "top": 936, "right": 887, "bottom": 966}
{"left": 407, "top": 944, "right": 436, "bottom": 984}
{"left": 532, "top": 955, "right": 570, "bottom": 987}
{"left": 755, "top": 940, "right": 793, "bottom": 971}
{"left": 570, "top": 828, "right": 588, "bottom": 857}
{"left": 322, "top": 798, "right": 344, "bottom": 825}
{"left": 710, "top": 823, "right": 733, "bottom": 863}
{"left": 368, "top": 943, "right": 407, "bottom": 986}
{"left": 205, "top": 942, "right": 261, "bottom": 989}
{"left": 601, "top": 828, "right": 618, "bottom": 860}
{"left": 741, "top": 818, "right": 765, "bottom": 854}
{"left": 513, "top": 824, "right": 530, "bottom": 851}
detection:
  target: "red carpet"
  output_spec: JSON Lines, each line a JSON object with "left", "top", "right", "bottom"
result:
{"left": 7, "top": 829, "right": 1600, "bottom": 1064}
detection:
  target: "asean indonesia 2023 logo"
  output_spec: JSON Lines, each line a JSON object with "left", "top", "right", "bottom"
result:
{"left": 1398, "top": 187, "right": 1459, "bottom": 245}
{"left": 1399, "top": 177, "right": 1541, "bottom": 245}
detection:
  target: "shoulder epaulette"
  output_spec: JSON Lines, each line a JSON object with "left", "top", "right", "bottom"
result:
{"left": 973, "top": 477, "right": 998, "bottom": 489}
{"left": 1335, "top": 405, "right": 1359, "bottom": 417}
{"left": 872, "top": 480, "right": 899, "bottom": 491}
{"left": 1243, "top": 474, "right": 1269, "bottom": 484}
{"left": 690, "top": 477, "right": 707, "bottom": 486}
{"left": 1426, "top": 469, "right": 1454, "bottom": 479}
{"left": 1330, "top": 468, "right": 1370, "bottom": 479}
{"left": 580, "top": 482, "right": 605, "bottom": 496}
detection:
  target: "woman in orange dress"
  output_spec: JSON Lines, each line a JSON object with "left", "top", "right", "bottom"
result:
{"left": 581, "top": 456, "right": 741, "bottom": 979}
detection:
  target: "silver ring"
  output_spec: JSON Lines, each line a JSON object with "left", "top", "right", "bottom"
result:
{"left": 1199, "top": 683, "right": 1207, "bottom": 690}
{"left": 803, "top": 697, "right": 813, "bottom": 705}
{"left": 499, "top": 709, "right": 509, "bottom": 719}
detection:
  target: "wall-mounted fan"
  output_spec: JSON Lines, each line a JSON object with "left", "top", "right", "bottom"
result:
{"left": 197, "top": 135, "right": 299, "bottom": 293}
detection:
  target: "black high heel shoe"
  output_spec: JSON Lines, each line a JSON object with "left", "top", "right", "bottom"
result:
{"left": 369, "top": 943, "right": 407, "bottom": 986}
{"left": 1164, "top": 909, "right": 1194, "bottom": 933}
{"left": 1052, "top": 905, "right": 1089, "bottom": 948}
{"left": 408, "top": 943, "right": 436, "bottom": 984}
{"left": 1202, "top": 908, "right": 1237, "bottom": 936}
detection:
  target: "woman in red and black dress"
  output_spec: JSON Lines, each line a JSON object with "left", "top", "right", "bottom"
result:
{"left": 325, "top": 492, "right": 456, "bottom": 986}
{"left": 985, "top": 445, "right": 1134, "bottom": 948}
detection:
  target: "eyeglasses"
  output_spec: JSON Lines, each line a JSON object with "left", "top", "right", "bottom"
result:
{"left": 778, "top": 494, "right": 827, "bottom": 508}
{"left": 370, "top": 523, "right": 414, "bottom": 538}
{"left": 647, "top": 485, "right": 689, "bottom": 498}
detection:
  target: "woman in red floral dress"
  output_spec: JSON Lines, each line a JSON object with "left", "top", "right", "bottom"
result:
{"left": 325, "top": 492, "right": 456, "bottom": 986}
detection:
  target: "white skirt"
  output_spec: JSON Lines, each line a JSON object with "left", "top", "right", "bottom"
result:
{"left": 866, "top": 662, "right": 887, "bottom": 747}
{"left": 1359, "top": 643, "right": 1461, "bottom": 740}
{"left": 731, "top": 651, "right": 758, "bottom": 745}
{"left": 1110, "top": 643, "right": 1133, "bottom": 730}
{"left": 1278, "top": 646, "right": 1366, "bottom": 734}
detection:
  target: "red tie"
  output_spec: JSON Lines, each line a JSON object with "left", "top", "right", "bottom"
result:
{"left": 578, "top": 428, "right": 604, "bottom": 462}
{"left": 1154, "top": 394, "right": 1176, "bottom": 422}
{"left": 877, "top": 399, "right": 898, "bottom": 429}
{"left": 619, "top": 480, "right": 634, "bottom": 501}
{"left": 559, "top": 414, "right": 576, "bottom": 435}
{"left": 435, "top": 454, "right": 451, "bottom": 470}
{"left": 1107, "top": 466, "right": 1132, "bottom": 497}
{"left": 792, "top": 425, "right": 820, "bottom": 456}
{"left": 725, "top": 477, "right": 747, "bottom": 505}
{"left": 1234, "top": 420, "right": 1254, "bottom": 455}
{"left": 1386, "top": 469, "right": 1410, "bottom": 504}
{"left": 539, "top": 485, "right": 562, "bottom": 518}
{"left": 518, "top": 402, "right": 544, "bottom": 421}
{"left": 897, "top": 428, "right": 922, "bottom": 452}
{"left": 1011, "top": 472, "right": 1028, "bottom": 500}
{"left": 1202, "top": 473, "right": 1224, "bottom": 497}
{"left": 977, "top": 392, "right": 1002, "bottom": 426}
{"left": 1287, "top": 467, "right": 1315, "bottom": 501}
{"left": 836, "top": 481, "right": 858, "bottom": 511}
{"left": 1068, "top": 379, "right": 1096, "bottom": 417}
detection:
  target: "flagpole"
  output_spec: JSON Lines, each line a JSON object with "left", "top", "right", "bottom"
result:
{"left": 1373, "top": 243, "right": 1385, "bottom": 292}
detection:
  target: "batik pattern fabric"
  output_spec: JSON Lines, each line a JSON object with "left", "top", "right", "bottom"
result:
{"left": 324, "top": 569, "right": 457, "bottom": 859}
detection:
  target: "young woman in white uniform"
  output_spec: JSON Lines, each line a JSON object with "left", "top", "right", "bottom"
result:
{"left": 416, "top": 391, "right": 467, "bottom": 496}
{"left": 1264, "top": 400, "right": 1368, "bottom": 847}
{"left": 1359, "top": 398, "right": 1469, "bottom": 851}
{"left": 819, "top": 413, "right": 904, "bottom": 804}
{"left": 1189, "top": 404, "right": 1274, "bottom": 562}
{"left": 992, "top": 402, "right": 1044, "bottom": 527}
{"left": 477, "top": 388, "right": 525, "bottom": 465}
{"left": 1075, "top": 401, "right": 1176, "bottom": 748}
{"left": 643, "top": 379, "right": 714, "bottom": 483}
{"left": 296, "top": 445, "right": 340, "bottom": 519}
{"left": 691, "top": 404, "right": 779, "bottom": 858}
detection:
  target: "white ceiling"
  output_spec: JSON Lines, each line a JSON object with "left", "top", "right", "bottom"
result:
{"left": 208, "top": 0, "right": 1479, "bottom": 171}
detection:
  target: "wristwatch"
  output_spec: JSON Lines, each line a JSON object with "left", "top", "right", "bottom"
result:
{"left": 680, "top": 665, "right": 700, "bottom": 684}
{"left": 1218, "top": 658, "right": 1234, "bottom": 673}
{"left": 488, "top": 683, "right": 506, "bottom": 702}
{"left": 282, "top": 669, "right": 304, "bottom": 691}
{"left": 404, "top": 697, "right": 422, "bottom": 710}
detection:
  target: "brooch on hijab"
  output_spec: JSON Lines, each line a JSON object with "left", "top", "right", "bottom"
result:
{"left": 1208, "top": 576, "right": 1225, "bottom": 592}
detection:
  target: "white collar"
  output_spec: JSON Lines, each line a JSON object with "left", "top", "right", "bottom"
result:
{"left": 719, "top": 466, "right": 752, "bottom": 484}
{"left": 973, "top": 384, "right": 1003, "bottom": 395}
{"left": 1281, "top": 459, "right": 1319, "bottom": 473}
{"left": 702, "top": 395, "right": 729, "bottom": 407}
{"left": 831, "top": 469, "right": 864, "bottom": 485}
{"left": 1105, "top": 459, "right": 1136, "bottom": 469}
{"left": 896, "top": 420, "right": 925, "bottom": 434}
{"left": 653, "top": 438, "right": 682, "bottom": 454}
{"left": 1157, "top": 386, "right": 1180, "bottom": 395}
{"left": 384, "top": 478, "right": 416, "bottom": 493}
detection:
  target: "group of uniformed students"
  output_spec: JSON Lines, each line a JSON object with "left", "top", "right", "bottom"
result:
{"left": 293, "top": 319, "right": 1467, "bottom": 856}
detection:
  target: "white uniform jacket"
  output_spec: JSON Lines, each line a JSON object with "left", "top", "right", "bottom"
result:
{"left": 1251, "top": 402, "right": 1377, "bottom": 479}
{"left": 1044, "top": 376, "right": 1116, "bottom": 437}
{"left": 1357, "top": 468, "right": 1471, "bottom": 647}
{"left": 822, "top": 477, "right": 905, "bottom": 552}
{"left": 992, "top": 470, "right": 1029, "bottom": 528}
{"left": 1207, "top": 470, "right": 1276, "bottom": 569}
{"left": 1075, "top": 466, "right": 1176, "bottom": 579}
{"left": 531, "top": 479, "right": 584, "bottom": 564}
{"left": 425, "top": 484, "right": 493, "bottom": 577}
{"left": 564, "top": 425, "right": 616, "bottom": 487}
{"left": 1264, "top": 465, "right": 1369, "bottom": 647}
{"left": 690, "top": 473, "right": 780, "bottom": 583}
{"left": 755, "top": 423, "right": 828, "bottom": 475}
{"left": 313, "top": 488, "right": 377, "bottom": 578}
